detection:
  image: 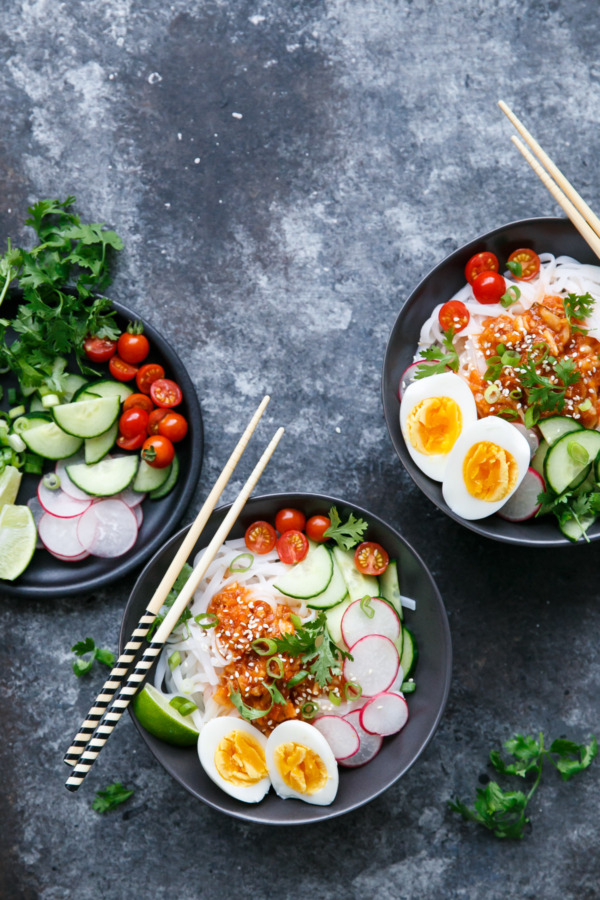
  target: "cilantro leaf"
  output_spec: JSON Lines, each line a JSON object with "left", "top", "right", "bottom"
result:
{"left": 414, "top": 327, "right": 460, "bottom": 379}
{"left": 72, "top": 637, "right": 96, "bottom": 656}
{"left": 229, "top": 690, "right": 271, "bottom": 721}
{"left": 323, "top": 506, "right": 368, "bottom": 551}
{"left": 563, "top": 292, "right": 595, "bottom": 325}
{"left": 272, "top": 611, "right": 351, "bottom": 688}
{"left": 92, "top": 782, "right": 134, "bottom": 814}
{"left": 449, "top": 782, "right": 529, "bottom": 840}
{"left": 71, "top": 636, "right": 115, "bottom": 676}
{"left": 548, "top": 736, "right": 598, "bottom": 780}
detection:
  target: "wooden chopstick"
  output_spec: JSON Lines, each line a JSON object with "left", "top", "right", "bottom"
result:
{"left": 498, "top": 100, "right": 600, "bottom": 259}
{"left": 63, "top": 395, "right": 271, "bottom": 767}
{"left": 65, "top": 425, "right": 285, "bottom": 792}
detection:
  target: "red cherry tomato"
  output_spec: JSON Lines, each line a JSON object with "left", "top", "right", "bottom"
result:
{"left": 438, "top": 300, "right": 470, "bottom": 333}
{"left": 275, "top": 508, "right": 306, "bottom": 534}
{"left": 147, "top": 408, "right": 168, "bottom": 434}
{"left": 83, "top": 336, "right": 117, "bottom": 363}
{"left": 116, "top": 432, "right": 146, "bottom": 451}
{"left": 136, "top": 363, "right": 165, "bottom": 394}
{"left": 472, "top": 270, "right": 506, "bottom": 305}
{"left": 276, "top": 530, "right": 309, "bottom": 564}
{"left": 109, "top": 355, "right": 139, "bottom": 382}
{"left": 245, "top": 521, "right": 277, "bottom": 554}
{"left": 465, "top": 251, "right": 499, "bottom": 285}
{"left": 119, "top": 408, "right": 149, "bottom": 438}
{"left": 507, "top": 248, "right": 541, "bottom": 281}
{"left": 122, "top": 393, "right": 154, "bottom": 413}
{"left": 305, "top": 514, "right": 331, "bottom": 543}
{"left": 141, "top": 434, "right": 175, "bottom": 468}
{"left": 150, "top": 378, "right": 183, "bottom": 408}
{"left": 354, "top": 541, "right": 389, "bottom": 576}
{"left": 157, "top": 411, "right": 188, "bottom": 443}
{"left": 117, "top": 331, "right": 150, "bottom": 364}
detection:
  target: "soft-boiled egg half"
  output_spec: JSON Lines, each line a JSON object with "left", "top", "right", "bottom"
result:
{"left": 400, "top": 372, "right": 478, "bottom": 480}
{"left": 265, "top": 720, "right": 339, "bottom": 806}
{"left": 198, "top": 717, "right": 271, "bottom": 803}
{"left": 442, "top": 416, "right": 530, "bottom": 520}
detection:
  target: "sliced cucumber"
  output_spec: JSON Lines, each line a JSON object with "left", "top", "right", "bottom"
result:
{"left": 332, "top": 546, "right": 379, "bottom": 602}
{"left": 531, "top": 439, "right": 549, "bottom": 478}
{"left": 149, "top": 454, "right": 179, "bottom": 499}
{"left": 538, "top": 416, "right": 583, "bottom": 445}
{"left": 400, "top": 627, "right": 418, "bottom": 679}
{"left": 274, "top": 542, "right": 333, "bottom": 600}
{"left": 325, "top": 596, "right": 352, "bottom": 646}
{"left": 307, "top": 549, "right": 348, "bottom": 609}
{"left": 14, "top": 412, "right": 53, "bottom": 432}
{"left": 66, "top": 455, "right": 139, "bottom": 496}
{"left": 53, "top": 395, "right": 120, "bottom": 439}
{"left": 62, "top": 374, "right": 89, "bottom": 402}
{"left": 75, "top": 379, "right": 134, "bottom": 402}
{"left": 21, "top": 422, "right": 83, "bottom": 460}
{"left": 132, "top": 458, "right": 172, "bottom": 493}
{"left": 559, "top": 514, "right": 596, "bottom": 543}
{"left": 544, "top": 429, "right": 600, "bottom": 495}
{"left": 85, "top": 422, "right": 118, "bottom": 464}
{"left": 378, "top": 559, "right": 403, "bottom": 620}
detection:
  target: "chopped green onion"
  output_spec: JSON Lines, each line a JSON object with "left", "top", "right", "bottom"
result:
{"left": 401, "top": 681, "right": 417, "bottom": 693}
{"left": 266, "top": 656, "right": 284, "bottom": 679}
{"left": 484, "top": 385, "right": 501, "bottom": 404}
{"left": 12, "top": 416, "right": 32, "bottom": 434}
{"left": 7, "top": 387, "right": 18, "bottom": 406}
{"left": 42, "top": 472, "right": 61, "bottom": 491}
{"left": 506, "top": 259, "right": 522, "bottom": 277}
{"left": 251, "top": 637, "right": 277, "bottom": 656}
{"left": 328, "top": 689, "right": 341, "bottom": 707}
{"left": 7, "top": 433, "right": 25, "bottom": 453}
{"left": 8, "top": 405, "right": 25, "bottom": 419}
{"left": 289, "top": 614, "right": 303, "bottom": 629}
{"left": 229, "top": 552, "right": 254, "bottom": 573}
{"left": 23, "top": 453, "right": 43, "bottom": 475}
{"left": 567, "top": 440, "right": 589, "bottom": 466}
{"left": 345, "top": 682, "right": 362, "bottom": 702}
{"left": 500, "top": 285, "right": 521, "bottom": 308}
{"left": 524, "top": 406, "right": 539, "bottom": 429}
{"left": 193, "top": 612, "right": 219, "bottom": 629}
{"left": 301, "top": 701, "right": 319, "bottom": 720}
{"left": 497, "top": 408, "right": 519, "bottom": 421}
{"left": 579, "top": 398, "right": 593, "bottom": 412}
{"left": 41, "top": 393, "right": 60, "bottom": 409}
{"left": 169, "top": 696, "right": 197, "bottom": 717}
{"left": 509, "top": 388, "right": 522, "bottom": 400}
{"left": 168, "top": 651, "right": 181, "bottom": 671}
{"left": 286, "top": 670, "right": 308, "bottom": 688}
{"left": 360, "top": 596, "right": 375, "bottom": 619}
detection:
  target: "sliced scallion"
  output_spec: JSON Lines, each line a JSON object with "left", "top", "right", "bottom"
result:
{"left": 251, "top": 637, "right": 277, "bottom": 656}
{"left": 169, "top": 696, "right": 197, "bottom": 717}
{"left": 579, "top": 398, "right": 592, "bottom": 412}
{"left": 328, "top": 689, "right": 341, "bottom": 707}
{"left": 266, "top": 656, "right": 284, "bottom": 679}
{"left": 194, "top": 612, "right": 219, "bottom": 629}
{"left": 286, "top": 670, "right": 308, "bottom": 688}
{"left": 289, "top": 613, "right": 303, "bottom": 629}
{"left": 168, "top": 651, "right": 181, "bottom": 671}
{"left": 345, "top": 682, "right": 362, "bottom": 702}
{"left": 360, "top": 596, "right": 375, "bottom": 619}
{"left": 301, "top": 701, "right": 319, "bottom": 720}
{"left": 401, "top": 681, "right": 417, "bottom": 693}
{"left": 484, "top": 385, "right": 501, "bottom": 404}
{"left": 42, "top": 472, "right": 61, "bottom": 491}
{"left": 8, "top": 404, "right": 25, "bottom": 419}
{"left": 229, "top": 552, "right": 254, "bottom": 573}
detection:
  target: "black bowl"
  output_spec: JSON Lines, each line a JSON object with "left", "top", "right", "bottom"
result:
{"left": 120, "top": 492, "right": 451, "bottom": 825}
{"left": 382, "top": 216, "right": 599, "bottom": 547}
{"left": 1, "top": 295, "right": 203, "bottom": 598}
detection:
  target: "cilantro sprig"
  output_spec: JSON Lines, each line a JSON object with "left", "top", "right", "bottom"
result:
{"left": 520, "top": 351, "right": 581, "bottom": 427}
{"left": 450, "top": 731, "right": 597, "bottom": 839}
{"left": 71, "top": 637, "right": 115, "bottom": 677}
{"left": 92, "top": 782, "right": 135, "bottom": 814}
{"left": 414, "top": 327, "right": 459, "bottom": 379}
{"left": 563, "top": 292, "right": 595, "bottom": 331}
{"left": 272, "top": 611, "right": 352, "bottom": 688}
{"left": 323, "top": 506, "right": 368, "bottom": 551}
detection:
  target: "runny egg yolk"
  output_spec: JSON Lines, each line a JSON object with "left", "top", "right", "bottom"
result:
{"left": 214, "top": 730, "right": 269, "bottom": 786}
{"left": 406, "top": 397, "right": 462, "bottom": 456}
{"left": 274, "top": 742, "right": 328, "bottom": 795}
{"left": 463, "top": 440, "right": 518, "bottom": 502}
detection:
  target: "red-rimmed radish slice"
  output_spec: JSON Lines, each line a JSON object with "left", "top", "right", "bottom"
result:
{"left": 47, "top": 548, "right": 90, "bottom": 562}
{"left": 117, "top": 486, "right": 146, "bottom": 508}
{"left": 359, "top": 691, "right": 409, "bottom": 736}
{"left": 38, "top": 513, "right": 87, "bottom": 559}
{"left": 339, "top": 709, "right": 383, "bottom": 767}
{"left": 342, "top": 634, "right": 399, "bottom": 697}
{"left": 341, "top": 597, "right": 401, "bottom": 648}
{"left": 512, "top": 423, "right": 540, "bottom": 458}
{"left": 398, "top": 359, "right": 444, "bottom": 400}
{"left": 313, "top": 715, "right": 360, "bottom": 760}
{"left": 55, "top": 455, "right": 91, "bottom": 501}
{"left": 77, "top": 499, "right": 138, "bottom": 558}
{"left": 27, "top": 496, "right": 45, "bottom": 549}
{"left": 132, "top": 504, "right": 143, "bottom": 528}
{"left": 388, "top": 664, "right": 405, "bottom": 694}
{"left": 37, "top": 481, "right": 92, "bottom": 518}
{"left": 497, "top": 467, "right": 544, "bottom": 522}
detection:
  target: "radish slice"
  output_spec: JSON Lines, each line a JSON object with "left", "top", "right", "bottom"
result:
{"left": 341, "top": 598, "right": 401, "bottom": 648}
{"left": 497, "top": 467, "right": 544, "bottom": 522}
{"left": 398, "top": 359, "right": 445, "bottom": 400}
{"left": 313, "top": 715, "right": 360, "bottom": 760}
{"left": 133, "top": 504, "right": 143, "bottom": 528}
{"left": 343, "top": 634, "right": 400, "bottom": 697}
{"left": 27, "top": 496, "right": 45, "bottom": 549}
{"left": 117, "top": 486, "right": 146, "bottom": 508}
{"left": 47, "top": 548, "right": 90, "bottom": 562}
{"left": 388, "top": 664, "right": 405, "bottom": 694}
{"left": 77, "top": 499, "right": 138, "bottom": 558}
{"left": 37, "top": 481, "right": 91, "bottom": 518}
{"left": 360, "top": 691, "right": 409, "bottom": 736}
{"left": 512, "top": 423, "right": 540, "bottom": 459}
{"left": 38, "top": 512, "right": 87, "bottom": 558}
{"left": 339, "top": 710, "right": 383, "bottom": 767}
{"left": 55, "top": 454, "right": 92, "bottom": 501}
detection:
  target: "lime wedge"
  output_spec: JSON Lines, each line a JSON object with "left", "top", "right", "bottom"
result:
{"left": 132, "top": 683, "right": 200, "bottom": 746}
{"left": 0, "top": 504, "right": 36, "bottom": 581}
{"left": 0, "top": 465, "right": 23, "bottom": 511}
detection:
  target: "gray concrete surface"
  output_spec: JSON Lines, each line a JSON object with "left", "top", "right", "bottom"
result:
{"left": 1, "top": 1, "right": 599, "bottom": 898}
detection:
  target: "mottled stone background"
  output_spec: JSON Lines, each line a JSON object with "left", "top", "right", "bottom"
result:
{"left": 1, "top": 1, "right": 599, "bottom": 898}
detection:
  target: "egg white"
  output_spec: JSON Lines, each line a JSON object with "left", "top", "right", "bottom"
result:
{"left": 441, "top": 416, "right": 531, "bottom": 520}
{"left": 399, "top": 372, "right": 478, "bottom": 480}
{"left": 198, "top": 716, "right": 271, "bottom": 803}
{"left": 265, "top": 720, "right": 339, "bottom": 806}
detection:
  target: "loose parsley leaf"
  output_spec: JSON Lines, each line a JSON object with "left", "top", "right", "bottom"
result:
{"left": 323, "top": 506, "right": 368, "bottom": 551}
{"left": 92, "top": 782, "right": 134, "bottom": 814}
{"left": 414, "top": 327, "right": 460, "bottom": 379}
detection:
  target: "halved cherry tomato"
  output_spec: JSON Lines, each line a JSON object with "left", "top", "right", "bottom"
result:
{"left": 465, "top": 251, "right": 499, "bottom": 285}
{"left": 245, "top": 521, "right": 277, "bottom": 554}
{"left": 109, "top": 355, "right": 139, "bottom": 382}
{"left": 157, "top": 411, "right": 188, "bottom": 443}
{"left": 116, "top": 432, "right": 146, "bottom": 451}
{"left": 122, "top": 393, "right": 154, "bottom": 413}
{"left": 148, "top": 408, "right": 168, "bottom": 434}
{"left": 472, "top": 270, "right": 506, "bottom": 305}
{"left": 119, "top": 408, "right": 149, "bottom": 438}
{"left": 306, "top": 514, "right": 331, "bottom": 543}
{"left": 117, "top": 331, "right": 150, "bottom": 364}
{"left": 507, "top": 248, "right": 541, "bottom": 281}
{"left": 275, "top": 508, "right": 306, "bottom": 534}
{"left": 136, "top": 363, "right": 165, "bottom": 394}
{"left": 141, "top": 434, "right": 175, "bottom": 468}
{"left": 84, "top": 336, "right": 117, "bottom": 363}
{"left": 276, "top": 530, "right": 309, "bottom": 564}
{"left": 438, "top": 300, "right": 470, "bottom": 333}
{"left": 150, "top": 378, "right": 183, "bottom": 408}
{"left": 354, "top": 541, "right": 389, "bottom": 576}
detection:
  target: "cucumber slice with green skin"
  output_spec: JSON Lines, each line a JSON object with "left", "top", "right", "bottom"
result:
{"left": 538, "top": 416, "right": 583, "bottom": 445}
{"left": 530, "top": 439, "right": 549, "bottom": 478}
{"left": 66, "top": 455, "right": 139, "bottom": 497}
{"left": 85, "top": 422, "right": 118, "bottom": 464}
{"left": 325, "top": 596, "right": 352, "bottom": 646}
{"left": 149, "top": 453, "right": 179, "bottom": 499}
{"left": 378, "top": 559, "right": 403, "bottom": 620}
{"left": 74, "top": 379, "right": 134, "bottom": 402}
{"left": 274, "top": 543, "right": 333, "bottom": 600}
{"left": 53, "top": 395, "right": 120, "bottom": 439}
{"left": 21, "top": 422, "right": 83, "bottom": 460}
{"left": 132, "top": 458, "right": 172, "bottom": 493}
{"left": 62, "top": 374, "right": 89, "bottom": 402}
{"left": 543, "top": 429, "right": 600, "bottom": 495}
{"left": 559, "top": 513, "right": 596, "bottom": 543}
{"left": 307, "top": 549, "right": 348, "bottom": 609}
{"left": 399, "top": 627, "right": 418, "bottom": 679}
{"left": 332, "top": 546, "right": 379, "bottom": 602}
{"left": 17, "top": 413, "right": 53, "bottom": 430}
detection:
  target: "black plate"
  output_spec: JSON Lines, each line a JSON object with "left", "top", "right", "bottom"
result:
{"left": 120, "top": 492, "right": 452, "bottom": 825}
{"left": 382, "top": 216, "right": 599, "bottom": 547}
{"left": 2, "top": 294, "right": 203, "bottom": 598}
